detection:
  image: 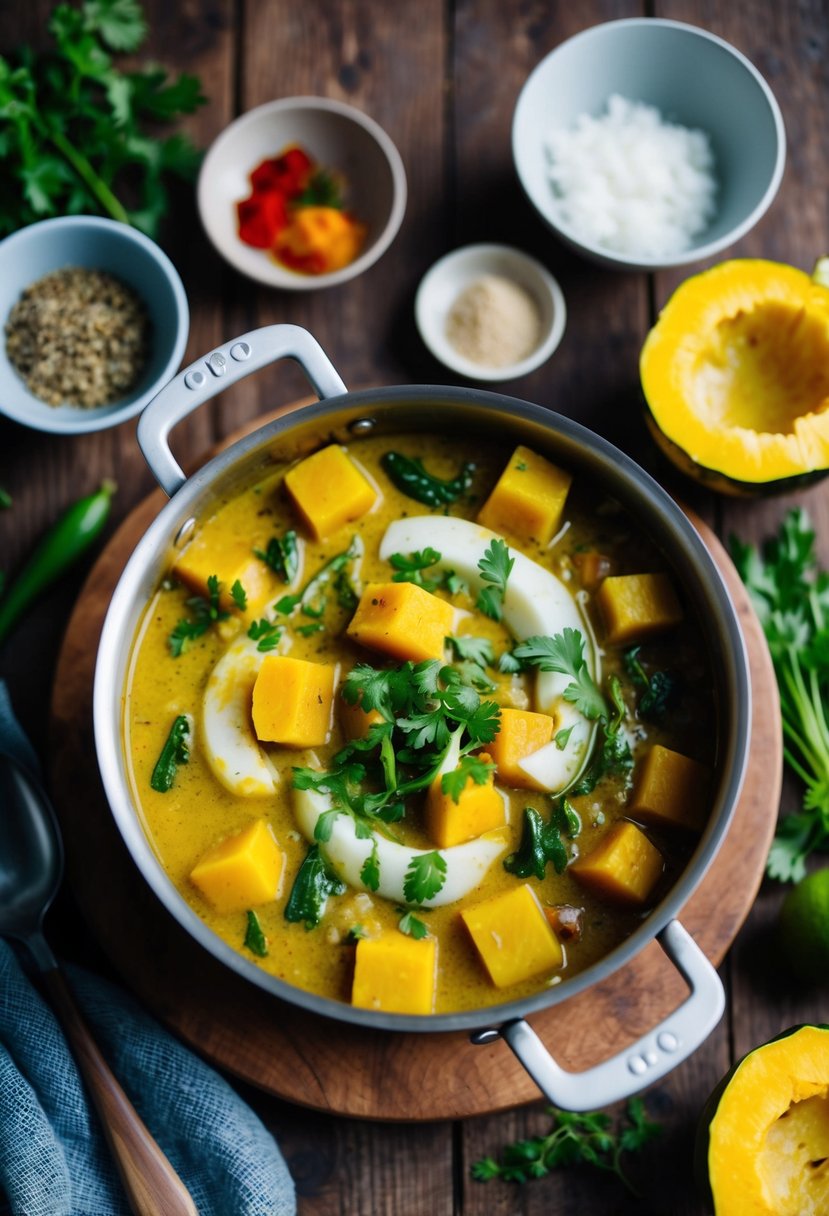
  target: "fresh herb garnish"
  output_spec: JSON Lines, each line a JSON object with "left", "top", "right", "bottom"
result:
{"left": 361, "top": 840, "right": 380, "bottom": 892}
{"left": 296, "top": 621, "right": 324, "bottom": 637}
{"left": 403, "top": 851, "right": 447, "bottom": 905}
{"left": 732, "top": 509, "right": 829, "bottom": 882}
{"left": 230, "top": 579, "right": 247, "bottom": 612}
{"left": 284, "top": 845, "right": 346, "bottom": 929}
{"left": 149, "top": 713, "right": 191, "bottom": 793}
{"left": 247, "top": 618, "right": 282, "bottom": 652}
{"left": 381, "top": 452, "right": 476, "bottom": 507}
{"left": 446, "top": 635, "right": 496, "bottom": 691}
{"left": 296, "top": 168, "right": 343, "bottom": 208}
{"left": 476, "top": 538, "right": 514, "bottom": 622}
{"left": 441, "top": 753, "right": 495, "bottom": 803}
{"left": 254, "top": 530, "right": 299, "bottom": 583}
{"left": 168, "top": 573, "right": 228, "bottom": 656}
{"left": 471, "top": 1097, "right": 661, "bottom": 1193}
{"left": 504, "top": 805, "right": 568, "bottom": 879}
{"left": 555, "top": 725, "right": 574, "bottom": 750}
{"left": 624, "top": 646, "right": 676, "bottom": 719}
{"left": 346, "top": 924, "right": 367, "bottom": 942}
{"left": 398, "top": 910, "right": 429, "bottom": 939}
{"left": 570, "top": 675, "right": 633, "bottom": 796}
{"left": 513, "top": 628, "right": 606, "bottom": 720}
{"left": 388, "top": 547, "right": 443, "bottom": 590}
{"left": 0, "top": 0, "right": 205, "bottom": 238}
{"left": 243, "top": 909, "right": 268, "bottom": 957}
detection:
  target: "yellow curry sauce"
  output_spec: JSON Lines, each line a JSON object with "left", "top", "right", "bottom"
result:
{"left": 124, "top": 432, "right": 715, "bottom": 1014}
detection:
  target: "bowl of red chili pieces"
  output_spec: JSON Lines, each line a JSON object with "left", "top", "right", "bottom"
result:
{"left": 198, "top": 96, "right": 407, "bottom": 290}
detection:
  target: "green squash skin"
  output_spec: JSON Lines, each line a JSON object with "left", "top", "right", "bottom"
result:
{"left": 643, "top": 411, "right": 829, "bottom": 498}
{"left": 694, "top": 1023, "right": 829, "bottom": 1215}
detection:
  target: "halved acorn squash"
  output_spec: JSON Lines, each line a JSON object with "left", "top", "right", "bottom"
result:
{"left": 641, "top": 259, "right": 829, "bottom": 495}
{"left": 697, "top": 1024, "right": 829, "bottom": 1215}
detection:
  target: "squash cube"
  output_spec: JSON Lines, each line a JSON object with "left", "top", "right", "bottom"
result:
{"left": 596, "top": 573, "right": 683, "bottom": 645}
{"left": 252, "top": 655, "right": 336, "bottom": 746}
{"left": 488, "top": 707, "right": 555, "bottom": 790}
{"left": 346, "top": 581, "right": 454, "bottom": 663}
{"left": 284, "top": 445, "right": 377, "bottom": 540}
{"left": 173, "top": 530, "right": 274, "bottom": 614}
{"left": 425, "top": 752, "right": 505, "bottom": 847}
{"left": 630, "top": 744, "right": 711, "bottom": 832}
{"left": 190, "top": 819, "right": 283, "bottom": 914}
{"left": 461, "top": 885, "right": 563, "bottom": 988}
{"left": 477, "top": 444, "right": 572, "bottom": 545}
{"left": 571, "top": 821, "right": 663, "bottom": 906}
{"left": 351, "top": 933, "right": 437, "bottom": 1014}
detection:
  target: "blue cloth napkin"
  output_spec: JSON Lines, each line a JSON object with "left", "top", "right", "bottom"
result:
{"left": 0, "top": 682, "right": 296, "bottom": 1216}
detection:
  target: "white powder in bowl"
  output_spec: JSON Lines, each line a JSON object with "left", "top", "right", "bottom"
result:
{"left": 545, "top": 94, "right": 718, "bottom": 258}
{"left": 445, "top": 274, "right": 542, "bottom": 367}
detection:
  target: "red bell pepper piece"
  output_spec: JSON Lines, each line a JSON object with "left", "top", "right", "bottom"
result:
{"left": 250, "top": 147, "right": 313, "bottom": 198}
{"left": 236, "top": 190, "right": 288, "bottom": 248}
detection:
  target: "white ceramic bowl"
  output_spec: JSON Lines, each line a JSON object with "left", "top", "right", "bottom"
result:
{"left": 198, "top": 96, "right": 407, "bottom": 290}
{"left": 415, "top": 244, "right": 566, "bottom": 381}
{"left": 0, "top": 216, "right": 189, "bottom": 435}
{"left": 512, "top": 18, "right": 786, "bottom": 271}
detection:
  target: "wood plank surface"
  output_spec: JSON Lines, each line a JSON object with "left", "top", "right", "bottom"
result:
{"left": 2, "top": 0, "right": 829, "bottom": 1213}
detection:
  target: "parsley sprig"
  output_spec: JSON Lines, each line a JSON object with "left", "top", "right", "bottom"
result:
{"left": 168, "top": 574, "right": 229, "bottom": 656}
{"left": 476, "top": 539, "right": 514, "bottom": 622}
{"left": 513, "top": 628, "right": 606, "bottom": 719}
{"left": 471, "top": 1098, "right": 661, "bottom": 1193}
{"left": 0, "top": 0, "right": 206, "bottom": 237}
{"left": 732, "top": 509, "right": 829, "bottom": 882}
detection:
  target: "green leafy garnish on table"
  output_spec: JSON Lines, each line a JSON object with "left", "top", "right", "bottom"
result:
{"left": 0, "top": 0, "right": 206, "bottom": 237}
{"left": 732, "top": 508, "right": 829, "bottom": 882}
{"left": 149, "top": 713, "right": 191, "bottom": 793}
{"left": 472, "top": 1098, "right": 661, "bottom": 1192}
{"left": 243, "top": 910, "right": 268, "bottom": 958}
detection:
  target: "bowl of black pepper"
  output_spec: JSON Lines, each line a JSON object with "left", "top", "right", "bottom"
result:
{"left": 0, "top": 215, "right": 189, "bottom": 434}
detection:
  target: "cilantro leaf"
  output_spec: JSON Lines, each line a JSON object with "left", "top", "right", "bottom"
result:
{"left": 361, "top": 840, "right": 380, "bottom": 892}
{"left": 476, "top": 539, "right": 514, "bottom": 622}
{"left": 398, "top": 911, "right": 429, "bottom": 939}
{"left": 388, "top": 547, "right": 442, "bottom": 590}
{"left": 446, "top": 635, "right": 495, "bottom": 668}
{"left": 441, "top": 754, "right": 495, "bottom": 803}
{"left": 243, "top": 909, "right": 268, "bottom": 958}
{"left": 247, "top": 617, "right": 282, "bottom": 652}
{"left": 403, "top": 851, "right": 447, "bottom": 905}
{"left": 230, "top": 579, "right": 247, "bottom": 612}
{"left": 513, "top": 629, "right": 606, "bottom": 720}
{"left": 471, "top": 1099, "right": 661, "bottom": 1192}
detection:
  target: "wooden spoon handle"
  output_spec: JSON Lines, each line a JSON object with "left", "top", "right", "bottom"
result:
{"left": 40, "top": 966, "right": 198, "bottom": 1216}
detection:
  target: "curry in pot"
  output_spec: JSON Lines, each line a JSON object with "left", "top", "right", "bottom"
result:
{"left": 125, "top": 432, "right": 715, "bottom": 1015}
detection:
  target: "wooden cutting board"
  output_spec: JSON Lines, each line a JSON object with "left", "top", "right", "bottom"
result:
{"left": 49, "top": 404, "right": 781, "bottom": 1120}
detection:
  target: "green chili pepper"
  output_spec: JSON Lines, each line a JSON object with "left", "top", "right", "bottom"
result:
{"left": 150, "top": 714, "right": 192, "bottom": 793}
{"left": 0, "top": 479, "right": 116, "bottom": 645}
{"left": 381, "top": 452, "right": 476, "bottom": 507}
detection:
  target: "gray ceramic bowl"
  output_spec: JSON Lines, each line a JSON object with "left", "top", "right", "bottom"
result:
{"left": 197, "top": 96, "right": 407, "bottom": 290}
{"left": 512, "top": 19, "right": 786, "bottom": 271}
{"left": 0, "top": 216, "right": 189, "bottom": 434}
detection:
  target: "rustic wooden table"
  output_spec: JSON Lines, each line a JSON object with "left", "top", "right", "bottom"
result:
{"left": 2, "top": 2, "right": 828, "bottom": 1213}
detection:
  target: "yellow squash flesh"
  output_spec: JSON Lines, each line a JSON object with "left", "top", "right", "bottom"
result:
{"left": 705, "top": 1025, "right": 829, "bottom": 1215}
{"left": 641, "top": 260, "right": 829, "bottom": 493}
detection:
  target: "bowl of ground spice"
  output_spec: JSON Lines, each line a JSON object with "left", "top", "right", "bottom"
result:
{"left": 0, "top": 215, "right": 189, "bottom": 434}
{"left": 415, "top": 243, "right": 566, "bottom": 381}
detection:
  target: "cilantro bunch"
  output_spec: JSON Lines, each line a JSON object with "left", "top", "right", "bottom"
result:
{"left": 732, "top": 509, "right": 829, "bottom": 882}
{"left": 472, "top": 1098, "right": 661, "bottom": 1192}
{"left": 292, "top": 658, "right": 501, "bottom": 903}
{"left": 0, "top": 0, "right": 206, "bottom": 237}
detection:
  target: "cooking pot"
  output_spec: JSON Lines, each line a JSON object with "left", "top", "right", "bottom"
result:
{"left": 93, "top": 324, "right": 751, "bottom": 1112}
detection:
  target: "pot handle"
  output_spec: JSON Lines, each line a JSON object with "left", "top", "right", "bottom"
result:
{"left": 472, "top": 920, "right": 724, "bottom": 1112}
{"left": 137, "top": 324, "right": 347, "bottom": 497}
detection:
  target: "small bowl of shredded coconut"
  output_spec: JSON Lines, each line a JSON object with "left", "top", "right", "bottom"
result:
{"left": 512, "top": 18, "right": 785, "bottom": 271}
{"left": 415, "top": 244, "right": 566, "bottom": 381}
